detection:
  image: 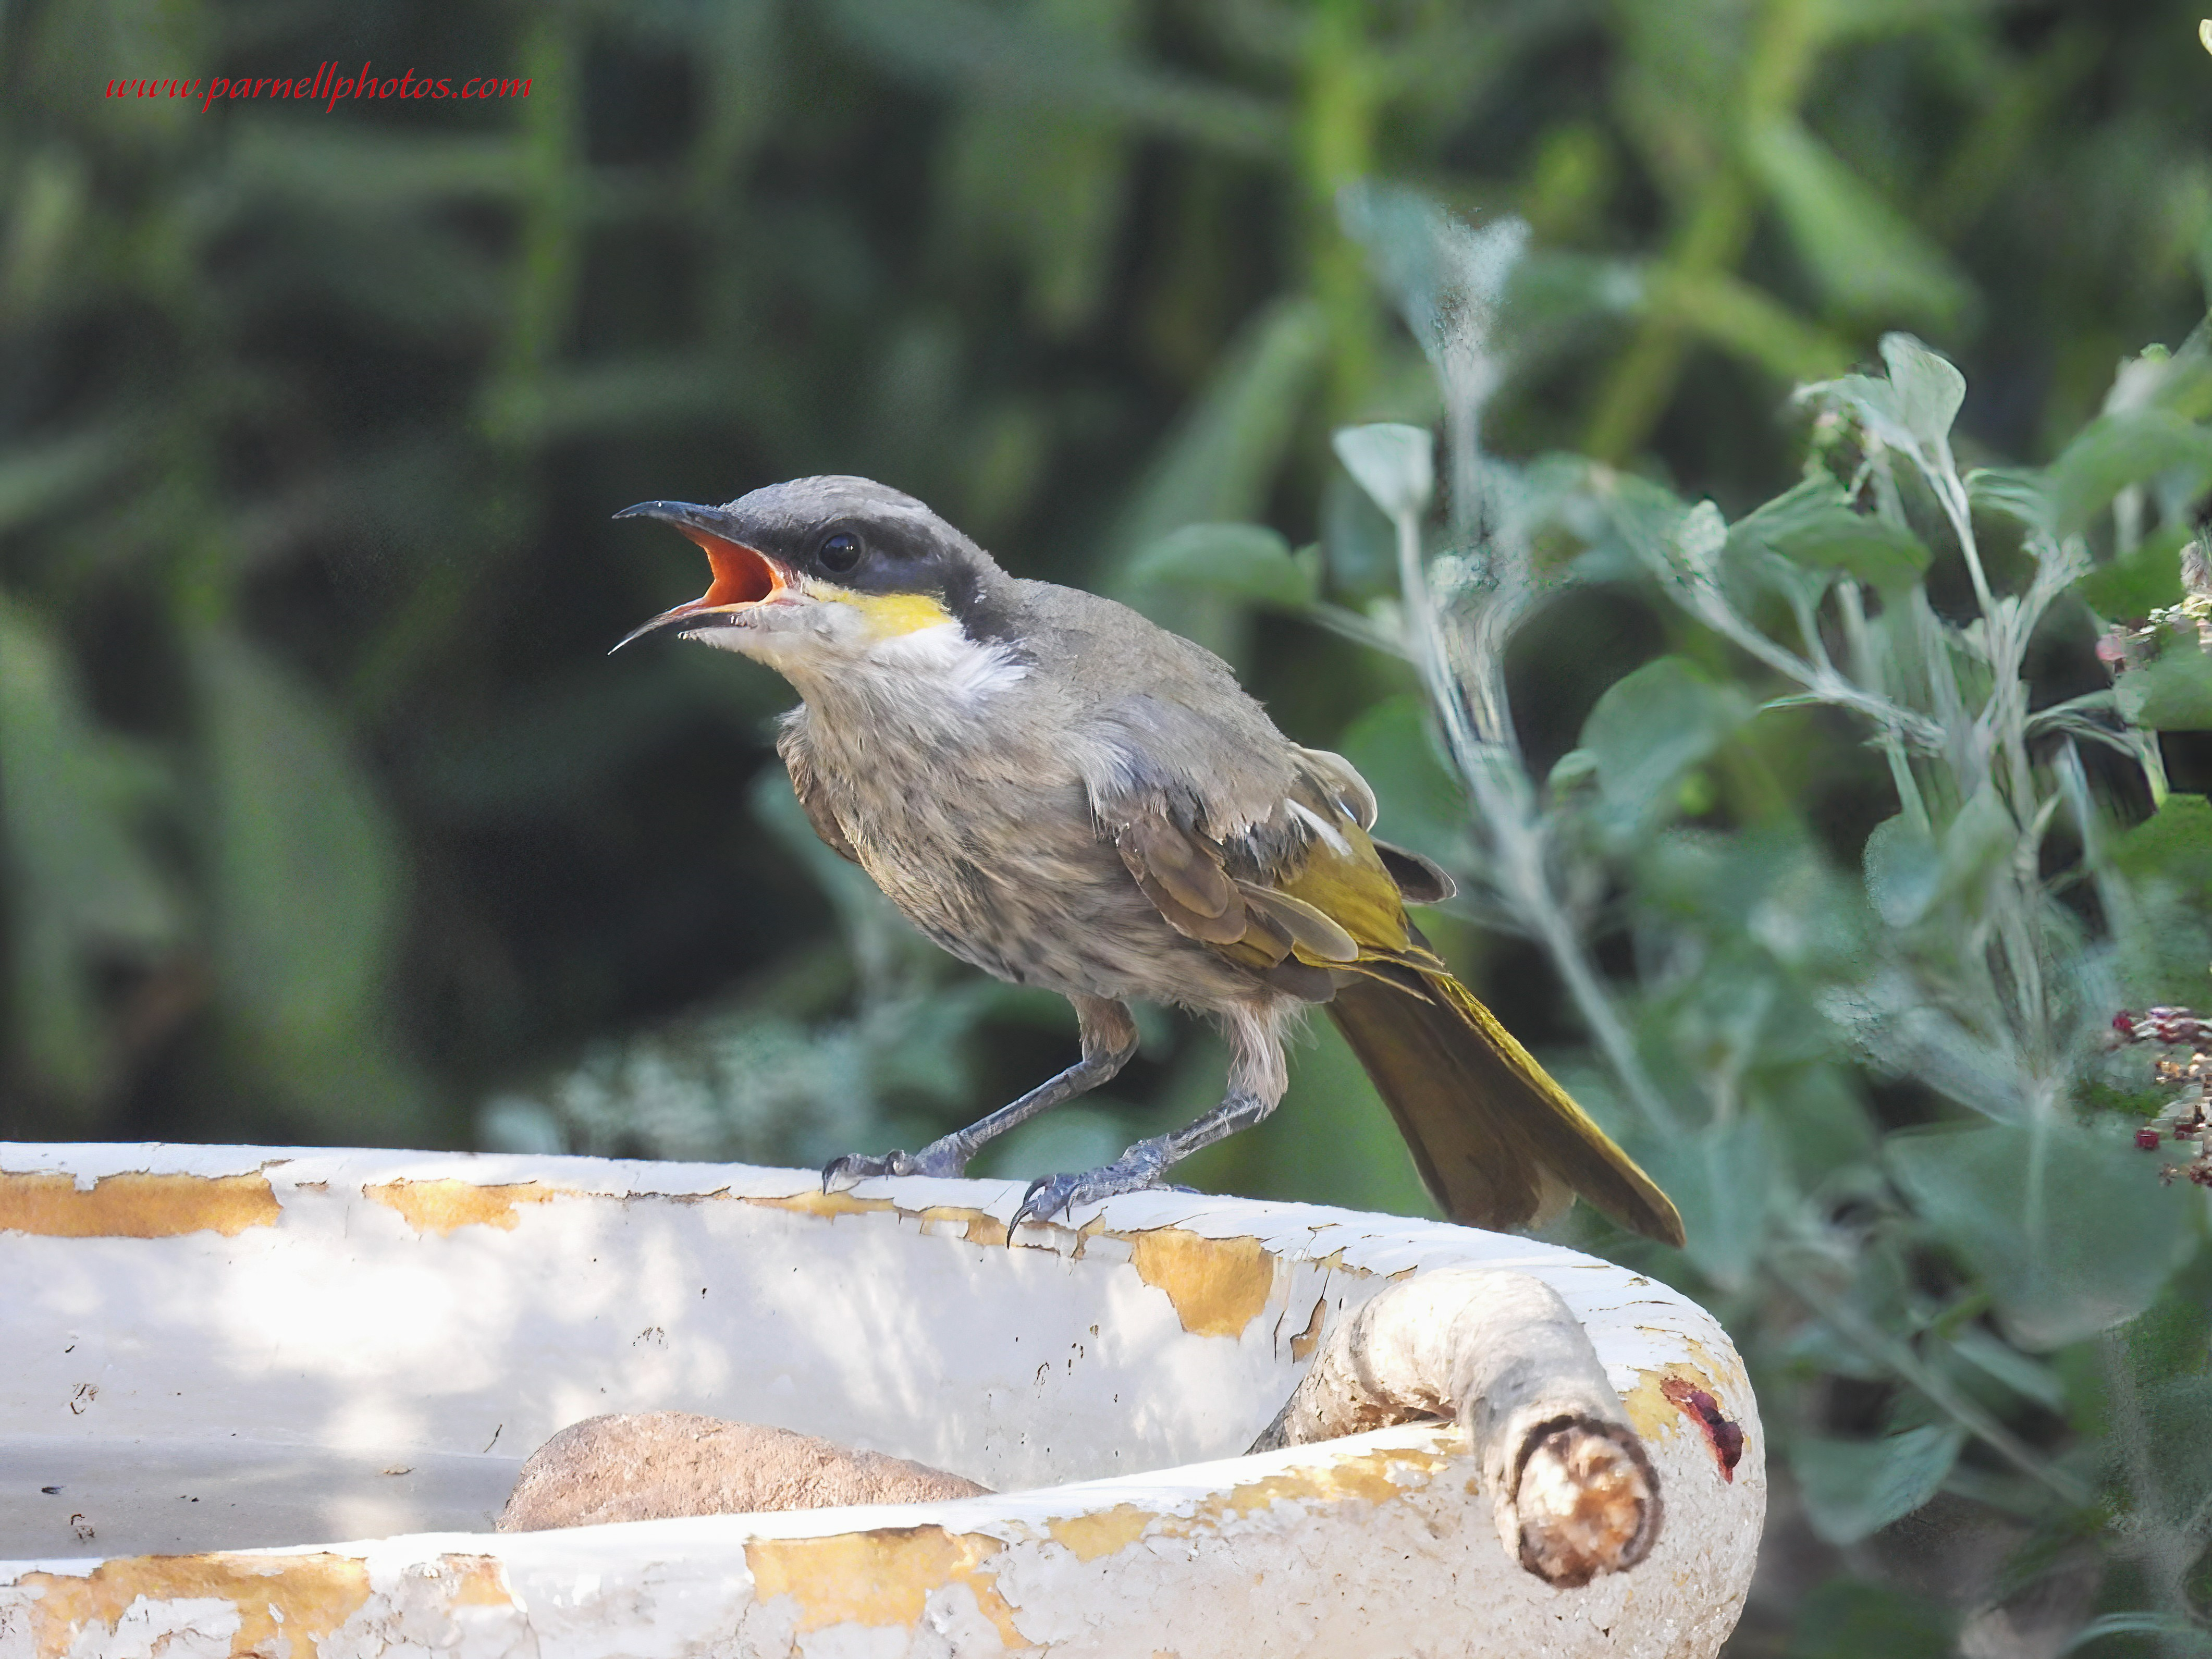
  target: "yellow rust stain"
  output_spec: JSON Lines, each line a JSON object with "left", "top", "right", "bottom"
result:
{"left": 1624, "top": 1335, "right": 1749, "bottom": 1441}
{"left": 920, "top": 1205, "right": 1008, "bottom": 1248}
{"left": 12, "top": 1551, "right": 372, "bottom": 1656}
{"left": 1626, "top": 1366, "right": 1703, "bottom": 1440}
{"left": 1288, "top": 1297, "right": 1327, "bottom": 1362}
{"left": 443, "top": 1554, "right": 514, "bottom": 1607}
{"left": 0, "top": 1170, "right": 280, "bottom": 1239}
{"left": 745, "top": 1527, "right": 1021, "bottom": 1646}
{"left": 745, "top": 1188, "right": 902, "bottom": 1222}
{"left": 1214, "top": 1442, "right": 1447, "bottom": 1518}
{"left": 1048, "top": 1503, "right": 1157, "bottom": 1562}
{"left": 1041, "top": 1440, "right": 1451, "bottom": 1569}
{"left": 1127, "top": 1228, "right": 1276, "bottom": 1338}
{"left": 365, "top": 1179, "right": 561, "bottom": 1235}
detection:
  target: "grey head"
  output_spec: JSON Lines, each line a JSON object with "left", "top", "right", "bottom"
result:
{"left": 611, "top": 475, "right": 1017, "bottom": 656}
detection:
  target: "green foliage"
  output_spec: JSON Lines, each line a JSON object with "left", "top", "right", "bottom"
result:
{"left": 2117, "top": 649, "right": 2212, "bottom": 731}
{"left": 0, "top": 594, "right": 176, "bottom": 1112}
{"left": 1125, "top": 523, "right": 1320, "bottom": 610}
{"left": 1889, "top": 1123, "right": 2197, "bottom": 1351}
{"left": 1790, "top": 1577, "right": 1958, "bottom": 1659}
{"left": 11, "top": 1, "right": 2212, "bottom": 1649}
{"left": 1791, "top": 1423, "right": 1968, "bottom": 1546}
{"left": 193, "top": 625, "right": 425, "bottom": 1142}
{"left": 1578, "top": 655, "right": 1750, "bottom": 827}
{"left": 1141, "top": 187, "right": 2212, "bottom": 1651}
{"left": 1728, "top": 477, "right": 1932, "bottom": 595}
{"left": 481, "top": 771, "right": 1022, "bottom": 1168}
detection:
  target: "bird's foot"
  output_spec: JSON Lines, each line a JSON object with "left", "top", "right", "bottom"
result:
{"left": 1010, "top": 1142, "right": 1174, "bottom": 1232}
{"left": 820, "top": 1142, "right": 970, "bottom": 1191}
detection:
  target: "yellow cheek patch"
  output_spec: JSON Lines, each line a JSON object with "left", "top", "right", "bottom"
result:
{"left": 816, "top": 585, "right": 956, "bottom": 640}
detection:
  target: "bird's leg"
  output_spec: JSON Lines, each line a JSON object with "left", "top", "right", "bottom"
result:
{"left": 1012, "top": 1004, "right": 1287, "bottom": 1230}
{"left": 822, "top": 997, "right": 1138, "bottom": 1190}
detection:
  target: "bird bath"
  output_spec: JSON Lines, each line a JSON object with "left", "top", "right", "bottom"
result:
{"left": 0, "top": 1144, "right": 1762, "bottom": 1657}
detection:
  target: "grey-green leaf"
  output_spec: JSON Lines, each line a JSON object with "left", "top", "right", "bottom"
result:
{"left": 1581, "top": 655, "right": 1750, "bottom": 823}
{"left": 1888, "top": 1121, "right": 2197, "bottom": 1350}
{"left": 1637, "top": 1111, "right": 1777, "bottom": 1291}
{"left": 1862, "top": 813, "right": 1941, "bottom": 928}
{"left": 1333, "top": 423, "right": 1435, "bottom": 522}
{"left": 2074, "top": 524, "right": 2188, "bottom": 619}
{"left": 1965, "top": 466, "right": 2053, "bottom": 533}
{"left": 1878, "top": 334, "right": 1968, "bottom": 451}
{"left": 1790, "top": 1424, "right": 1965, "bottom": 1545}
{"left": 1944, "top": 1325, "right": 2067, "bottom": 1412}
{"left": 2114, "top": 646, "right": 2212, "bottom": 731}
{"left": 1938, "top": 782, "right": 2018, "bottom": 902}
{"left": 1728, "top": 476, "right": 1931, "bottom": 593}
{"left": 1798, "top": 336, "right": 1969, "bottom": 461}
{"left": 2047, "top": 410, "right": 2212, "bottom": 537}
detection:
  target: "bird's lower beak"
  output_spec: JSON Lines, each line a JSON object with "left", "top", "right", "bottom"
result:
{"left": 610, "top": 500, "right": 800, "bottom": 653}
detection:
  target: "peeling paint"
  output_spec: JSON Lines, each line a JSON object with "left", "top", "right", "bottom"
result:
{"left": 0, "top": 1171, "right": 279, "bottom": 1239}
{"left": 1040, "top": 1442, "right": 1454, "bottom": 1573}
{"left": 0, "top": 1145, "right": 1762, "bottom": 1657}
{"left": 1128, "top": 1230, "right": 1276, "bottom": 1338}
{"left": 10, "top": 1552, "right": 371, "bottom": 1655}
{"left": 920, "top": 1205, "right": 1010, "bottom": 1248}
{"left": 745, "top": 1526, "right": 1022, "bottom": 1645}
{"left": 1048, "top": 1503, "right": 1157, "bottom": 1562}
{"left": 365, "top": 1179, "right": 563, "bottom": 1235}
{"left": 1214, "top": 1443, "right": 1446, "bottom": 1517}
{"left": 441, "top": 1554, "right": 514, "bottom": 1607}
{"left": 744, "top": 1188, "right": 902, "bottom": 1222}
{"left": 1624, "top": 1365, "right": 1724, "bottom": 1449}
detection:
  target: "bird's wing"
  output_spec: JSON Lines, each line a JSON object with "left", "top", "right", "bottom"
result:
{"left": 1083, "top": 707, "right": 1436, "bottom": 994}
{"left": 1085, "top": 704, "right": 1682, "bottom": 1244}
{"left": 776, "top": 716, "right": 863, "bottom": 866}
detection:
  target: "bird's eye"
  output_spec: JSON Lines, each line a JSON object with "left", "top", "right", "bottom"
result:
{"left": 819, "top": 532, "right": 862, "bottom": 573}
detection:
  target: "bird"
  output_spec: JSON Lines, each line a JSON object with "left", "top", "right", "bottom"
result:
{"left": 612, "top": 475, "right": 1684, "bottom": 1245}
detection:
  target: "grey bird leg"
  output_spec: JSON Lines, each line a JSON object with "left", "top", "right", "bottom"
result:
{"left": 822, "top": 996, "right": 1138, "bottom": 1189}
{"left": 1011, "top": 1004, "right": 1288, "bottom": 1231}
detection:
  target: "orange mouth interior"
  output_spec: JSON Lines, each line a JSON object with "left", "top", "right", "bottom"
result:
{"left": 687, "top": 530, "right": 783, "bottom": 608}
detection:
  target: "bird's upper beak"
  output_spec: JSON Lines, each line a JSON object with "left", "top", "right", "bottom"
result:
{"left": 610, "top": 500, "right": 801, "bottom": 652}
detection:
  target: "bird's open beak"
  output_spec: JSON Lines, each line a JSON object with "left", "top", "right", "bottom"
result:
{"left": 610, "top": 501, "right": 799, "bottom": 653}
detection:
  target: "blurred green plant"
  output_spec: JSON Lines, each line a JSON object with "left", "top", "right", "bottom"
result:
{"left": 478, "top": 771, "right": 1032, "bottom": 1168}
{"left": 1145, "top": 182, "right": 2212, "bottom": 1656}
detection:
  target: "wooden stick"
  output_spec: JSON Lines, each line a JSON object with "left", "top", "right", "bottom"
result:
{"left": 1251, "top": 1267, "right": 1662, "bottom": 1587}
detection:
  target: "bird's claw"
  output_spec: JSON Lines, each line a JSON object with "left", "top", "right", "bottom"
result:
{"left": 819, "top": 1145, "right": 967, "bottom": 1191}
{"left": 1009, "top": 1149, "right": 1171, "bottom": 1233}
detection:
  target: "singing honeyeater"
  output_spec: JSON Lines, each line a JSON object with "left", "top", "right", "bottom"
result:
{"left": 613, "top": 476, "right": 1683, "bottom": 1244}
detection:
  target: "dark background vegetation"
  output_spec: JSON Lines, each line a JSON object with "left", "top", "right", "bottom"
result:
{"left": 7, "top": 0, "right": 2212, "bottom": 1653}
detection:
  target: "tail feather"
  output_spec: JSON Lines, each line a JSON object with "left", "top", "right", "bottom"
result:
{"left": 1326, "top": 967, "right": 1686, "bottom": 1247}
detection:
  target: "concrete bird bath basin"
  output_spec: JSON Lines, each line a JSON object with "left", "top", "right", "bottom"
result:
{"left": 0, "top": 1144, "right": 1762, "bottom": 1657}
